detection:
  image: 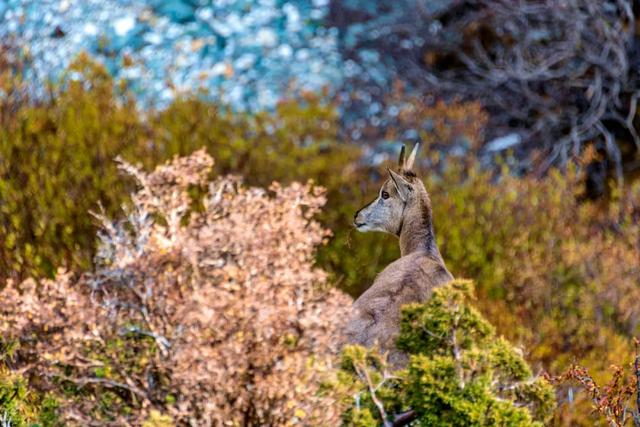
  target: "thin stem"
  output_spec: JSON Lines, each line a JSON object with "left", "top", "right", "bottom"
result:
{"left": 355, "top": 362, "right": 392, "bottom": 427}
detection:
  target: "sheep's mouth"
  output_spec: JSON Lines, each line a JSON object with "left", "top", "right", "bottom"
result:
{"left": 354, "top": 221, "right": 367, "bottom": 229}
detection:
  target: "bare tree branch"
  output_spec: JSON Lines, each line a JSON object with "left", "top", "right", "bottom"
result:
{"left": 61, "top": 376, "right": 150, "bottom": 402}
{"left": 333, "top": 0, "right": 639, "bottom": 177}
{"left": 392, "top": 409, "right": 417, "bottom": 427}
{"left": 355, "top": 362, "right": 393, "bottom": 427}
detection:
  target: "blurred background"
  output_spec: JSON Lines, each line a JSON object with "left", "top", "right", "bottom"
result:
{"left": 1, "top": 0, "right": 640, "bottom": 425}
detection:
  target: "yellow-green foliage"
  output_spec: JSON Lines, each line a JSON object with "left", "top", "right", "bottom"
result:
{"left": 0, "top": 54, "right": 144, "bottom": 279}
{"left": 338, "top": 144, "right": 640, "bottom": 425}
{"left": 0, "top": 347, "right": 60, "bottom": 426}
{"left": 425, "top": 159, "right": 640, "bottom": 425}
{"left": 142, "top": 410, "right": 174, "bottom": 427}
{"left": 338, "top": 280, "right": 555, "bottom": 426}
{"left": 0, "top": 54, "right": 360, "bottom": 283}
{"left": 341, "top": 137, "right": 640, "bottom": 424}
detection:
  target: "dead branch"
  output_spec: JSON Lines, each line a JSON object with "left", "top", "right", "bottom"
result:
{"left": 333, "top": 0, "right": 639, "bottom": 176}
{"left": 61, "top": 376, "right": 150, "bottom": 403}
{"left": 355, "top": 361, "right": 393, "bottom": 427}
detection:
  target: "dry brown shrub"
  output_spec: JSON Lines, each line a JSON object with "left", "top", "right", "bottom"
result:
{"left": 549, "top": 341, "right": 640, "bottom": 427}
{"left": 0, "top": 149, "right": 351, "bottom": 425}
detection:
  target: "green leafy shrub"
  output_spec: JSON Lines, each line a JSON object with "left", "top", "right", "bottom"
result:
{"left": 425, "top": 155, "right": 640, "bottom": 425}
{"left": 338, "top": 280, "right": 555, "bottom": 426}
{"left": 0, "top": 349, "right": 60, "bottom": 426}
{"left": 338, "top": 144, "right": 640, "bottom": 426}
{"left": 0, "top": 53, "right": 144, "bottom": 280}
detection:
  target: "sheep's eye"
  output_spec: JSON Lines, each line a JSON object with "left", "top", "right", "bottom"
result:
{"left": 381, "top": 191, "right": 390, "bottom": 200}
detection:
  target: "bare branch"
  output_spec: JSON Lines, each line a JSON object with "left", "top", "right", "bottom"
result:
{"left": 334, "top": 0, "right": 639, "bottom": 174}
{"left": 355, "top": 362, "right": 393, "bottom": 427}
{"left": 392, "top": 409, "right": 417, "bottom": 427}
{"left": 61, "top": 376, "right": 150, "bottom": 402}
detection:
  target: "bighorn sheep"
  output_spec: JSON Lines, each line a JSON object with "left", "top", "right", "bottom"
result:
{"left": 345, "top": 143, "right": 453, "bottom": 366}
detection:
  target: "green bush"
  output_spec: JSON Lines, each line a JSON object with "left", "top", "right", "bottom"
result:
{"left": 338, "top": 280, "right": 555, "bottom": 426}
{"left": 0, "top": 347, "right": 60, "bottom": 426}
{"left": 337, "top": 148, "right": 640, "bottom": 425}
{"left": 0, "top": 54, "right": 144, "bottom": 279}
{"left": 426, "top": 158, "right": 640, "bottom": 425}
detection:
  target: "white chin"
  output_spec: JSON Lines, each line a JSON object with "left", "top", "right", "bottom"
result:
{"left": 356, "top": 224, "right": 372, "bottom": 232}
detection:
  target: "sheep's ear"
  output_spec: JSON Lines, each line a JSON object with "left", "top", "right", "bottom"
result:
{"left": 388, "top": 169, "right": 412, "bottom": 201}
{"left": 406, "top": 143, "right": 420, "bottom": 170}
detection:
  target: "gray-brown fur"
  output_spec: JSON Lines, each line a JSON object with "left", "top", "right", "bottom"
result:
{"left": 346, "top": 144, "right": 453, "bottom": 366}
